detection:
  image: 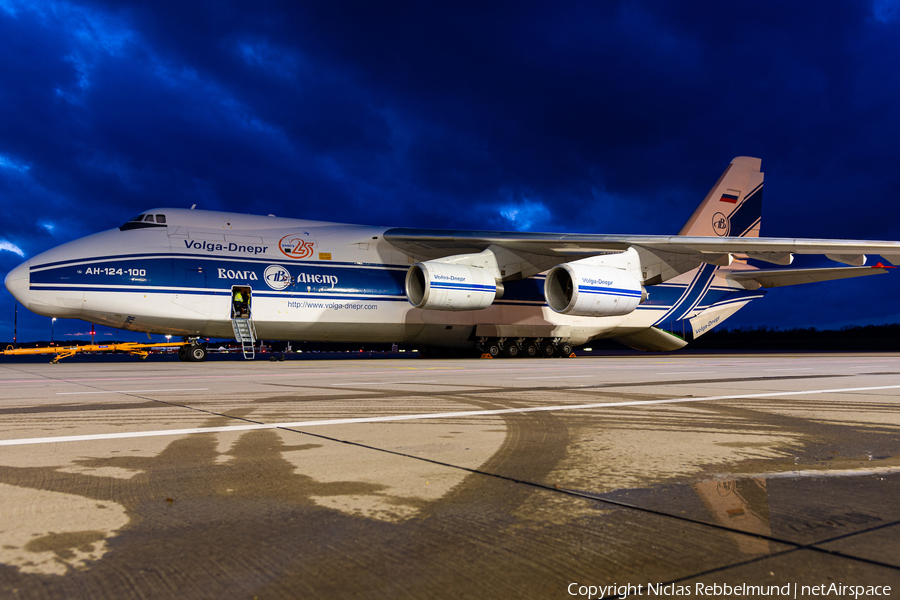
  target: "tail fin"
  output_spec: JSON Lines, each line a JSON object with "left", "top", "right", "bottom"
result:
{"left": 678, "top": 156, "right": 764, "bottom": 238}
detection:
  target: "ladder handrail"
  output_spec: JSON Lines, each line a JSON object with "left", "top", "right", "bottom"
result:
{"left": 231, "top": 318, "right": 256, "bottom": 360}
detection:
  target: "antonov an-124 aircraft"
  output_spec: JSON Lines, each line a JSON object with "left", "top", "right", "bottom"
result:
{"left": 6, "top": 157, "right": 900, "bottom": 361}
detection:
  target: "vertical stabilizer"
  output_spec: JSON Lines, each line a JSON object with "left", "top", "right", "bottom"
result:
{"left": 678, "top": 157, "right": 763, "bottom": 238}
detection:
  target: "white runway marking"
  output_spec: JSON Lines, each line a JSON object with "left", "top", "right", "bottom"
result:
{"left": 656, "top": 371, "right": 716, "bottom": 375}
{"left": 331, "top": 380, "right": 437, "bottom": 386}
{"left": 517, "top": 375, "right": 594, "bottom": 380}
{"left": 3, "top": 383, "right": 899, "bottom": 447}
{"left": 56, "top": 388, "right": 209, "bottom": 395}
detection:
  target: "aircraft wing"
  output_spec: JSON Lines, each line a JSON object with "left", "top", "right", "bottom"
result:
{"left": 383, "top": 228, "right": 900, "bottom": 263}
{"left": 383, "top": 228, "right": 900, "bottom": 285}
{"left": 728, "top": 265, "right": 891, "bottom": 289}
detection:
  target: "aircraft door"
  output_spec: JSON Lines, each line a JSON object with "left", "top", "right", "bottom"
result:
{"left": 171, "top": 264, "right": 212, "bottom": 320}
{"left": 231, "top": 286, "right": 252, "bottom": 319}
{"left": 178, "top": 265, "right": 207, "bottom": 289}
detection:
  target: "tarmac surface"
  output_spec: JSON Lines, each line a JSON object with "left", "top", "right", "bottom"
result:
{"left": 0, "top": 351, "right": 898, "bottom": 599}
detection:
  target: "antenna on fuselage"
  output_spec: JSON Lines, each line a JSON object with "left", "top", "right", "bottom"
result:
{"left": 191, "top": 204, "right": 196, "bottom": 209}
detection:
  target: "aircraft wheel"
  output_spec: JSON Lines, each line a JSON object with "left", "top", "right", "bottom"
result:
{"left": 505, "top": 343, "right": 521, "bottom": 358}
{"left": 523, "top": 342, "right": 539, "bottom": 358}
{"left": 559, "top": 342, "right": 573, "bottom": 356}
{"left": 188, "top": 345, "right": 208, "bottom": 362}
{"left": 486, "top": 341, "right": 502, "bottom": 358}
{"left": 540, "top": 342, "right": 556, "bottom": 358}
{"left": 178, "top": 346, "right": 190, "bottom": 362}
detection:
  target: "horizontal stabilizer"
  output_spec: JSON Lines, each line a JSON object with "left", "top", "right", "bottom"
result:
{"left": 688, "top": 298, "right": 757, "bottom": 339}
{"left": 729, "top": 266, "right": 890, "bottom": 290}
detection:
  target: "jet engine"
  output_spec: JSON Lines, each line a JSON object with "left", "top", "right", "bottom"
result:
{"left": 406, "top": 261, "right": 497, "bottom": 310}
{"left": 544, "top": 264, "right": 645, "bottom": 317}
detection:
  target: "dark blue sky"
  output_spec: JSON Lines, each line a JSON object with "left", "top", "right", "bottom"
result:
{"left": 3, "top": 0, "right": 900, "bottom": 343}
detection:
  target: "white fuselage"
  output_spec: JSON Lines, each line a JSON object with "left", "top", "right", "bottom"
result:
{"left": 5, "top": 208, "right": 760, "bottom": 349}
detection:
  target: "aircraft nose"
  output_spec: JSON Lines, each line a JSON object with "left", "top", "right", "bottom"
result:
{"left": 4, "top": 260, "right": 30, "bottom": 309}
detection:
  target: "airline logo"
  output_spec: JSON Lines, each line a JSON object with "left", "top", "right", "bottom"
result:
{"left": 296, "top": 271, "right": 338, "bottom": 288}
{"left": 264, "top": 265, "right": 292, "bottom": 290}
{"left": 217, "top": 269, "right": 258, "bottom": 281}
{"left": 184, "top": 240, "right": 269, "bottom": 255}
{"left": 580, "top": 277, "right": 614, "bottom": 287}
{"left": 712, "top": 212, "right": 729, "bottom": 236}
{"left": 433, "top": 274, "right": 467, "bottom": 282}
{"left": 693, "top": 315, "right": 721, "bottom": 336}
{"left": 279, "top": 233, "right": 316, "bottom": 259}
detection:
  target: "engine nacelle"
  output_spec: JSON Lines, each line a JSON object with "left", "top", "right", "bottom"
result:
{"left": 406, "top": 262, "right": 497, "bottom": 310}
{"left": 544, "top": 264, "right": 645, "bottom": 317}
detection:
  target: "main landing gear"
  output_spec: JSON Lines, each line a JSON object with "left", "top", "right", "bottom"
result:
{"left": 478, "top": 337, "right": 573, "bottom": 358}
{"left": 178, "top": 340, "right": 208, "bottom": 362}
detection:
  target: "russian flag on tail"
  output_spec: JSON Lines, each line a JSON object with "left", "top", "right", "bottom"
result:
{"left": 719, "top": 190, "right": 740, "bottom": 203}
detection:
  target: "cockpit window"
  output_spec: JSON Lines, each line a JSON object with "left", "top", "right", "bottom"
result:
{"left": 119, "top": 212, "right": 167, "bottom": 231}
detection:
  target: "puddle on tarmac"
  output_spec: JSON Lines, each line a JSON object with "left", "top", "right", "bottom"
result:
{"left": 584, "top": 459, "right": 900, "bottom": 554}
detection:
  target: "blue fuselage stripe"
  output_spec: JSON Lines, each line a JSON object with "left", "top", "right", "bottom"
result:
{"left": 653, "top": 264, "right": 719, "bottom": 325}
{"left": 31, "top": 252, "right": 405, "bottom": 271}
{"left": 28, "top": 254, "right": 764, "bottom": 318}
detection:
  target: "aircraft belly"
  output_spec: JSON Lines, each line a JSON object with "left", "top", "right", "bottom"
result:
{"left": 81, "top": 290, "right": 219, "bottom": 336}
{"left": 252, "top": 321, "right": 425, "bottom": 343}
{"left": 409, "top": 304, "right": 622, "bottom": 346}
{"left": 251, "top": 296, "right": 424, "bottom": 342}
{"left": 234, "top": 298, "right": 626, "bottom": 346}
{"left": 602, "top": 305, "right": 668, "bottom": 338}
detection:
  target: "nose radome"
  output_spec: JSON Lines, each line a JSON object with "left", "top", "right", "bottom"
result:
{"left": 4, "top": 260, "right": 30, "bottom": 309}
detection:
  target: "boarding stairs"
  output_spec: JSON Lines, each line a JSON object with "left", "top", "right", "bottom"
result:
{"left": 232, "top": 318, "right": 257, "bottom": 359}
